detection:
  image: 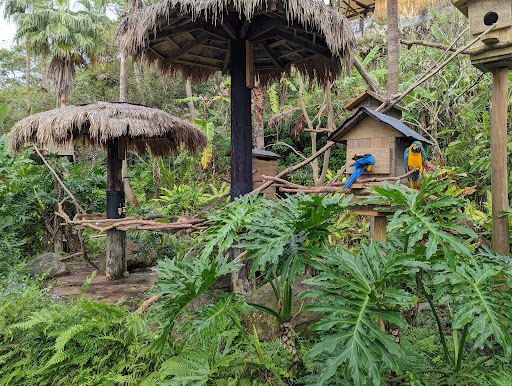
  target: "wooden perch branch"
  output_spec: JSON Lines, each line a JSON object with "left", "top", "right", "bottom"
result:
{"left": 400, "top": 39, "right": 470, "bottom": 54}
{"left": 261, "top": 168, "right": 418, "bottom": 194}
{"left": 270, "top": 142, "right": 306, "bottom": 159}
{"left": 35, "top": 146, "right": 86, "bottom": 214}
{"left": 353, "top": 56, "right": 380, "bottom": 93}
{"left": 378, "top": 25, "right": 494, "bottom": 115}
{"left": 250, "top": 141, "right": 336, "bottom": 195}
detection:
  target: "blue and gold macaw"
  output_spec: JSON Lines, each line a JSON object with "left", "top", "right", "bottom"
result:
{"left": 343, "top": 154, "right": 375, "bottom": 190}
{"left": 404, "top": 141, "right": 426, "bottom": 189}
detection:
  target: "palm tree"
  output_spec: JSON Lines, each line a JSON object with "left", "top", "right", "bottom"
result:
{"left": 16, "top": 0, "right": 108, "bottom": 106}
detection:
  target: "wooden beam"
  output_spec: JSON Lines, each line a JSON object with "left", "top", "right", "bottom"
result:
{"left": 223, "top": 41, "right": 230, "bottom": 74}
{"left": 147, "top": 46, "right": 165, "bottom": 60}
{"left": 275, "top": 29, "right": 331, "bottom": 57}
{"left": 246, "top": 40, "right": 255, "bottom": 88}
{"left": 199, "top": 43, "right": 228, "bottom": 52}
{"left": 221, "top": 21, "right": 237, "bottom": 39}
{"left": 175, "top": 59, "right": 220, "bottom": 70}
{"left": 259, "top": 43, "right": 283, "bottom": 70}
{"left": 240, "top": 20, "right": 251, "bottom": 39}
{"left": 165, "top": 37, "right": 180, "bottom": 50}
{"left": 181, "top": 54, "right": 223, "bottom": 64}
{"left": 163, "top": 32, "right": 209, "bottom": 65}
{"left": 490, "top": 67, "right": 510, "bottom": 255}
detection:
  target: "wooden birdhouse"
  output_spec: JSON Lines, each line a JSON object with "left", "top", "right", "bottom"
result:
{"left": 328, "top": 106, "right": 432, "bottom": 188}
{"left": 344, "top": 90, "right": 407, "bottom": 120}
{"left": 226, "top": 149, "right": 280, "bottom": 195}
{"left": 452, "top": 0, "right": 512, "bottom": 72}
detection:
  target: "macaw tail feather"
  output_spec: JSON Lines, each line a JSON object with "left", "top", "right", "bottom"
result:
{"left": 343, "top": 166, "right": 364, "bottom": 190}
{"left": 409, "top": 177, "right": 421, "bottom": 190}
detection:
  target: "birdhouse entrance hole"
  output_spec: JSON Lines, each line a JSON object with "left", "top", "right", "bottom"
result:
{"left": 484, "top": 12, "right": 499, "bottom": 26}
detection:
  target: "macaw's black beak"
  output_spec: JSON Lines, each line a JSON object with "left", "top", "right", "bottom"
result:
{"left": 412, "top": 145, "right": 421, "bottom": 153}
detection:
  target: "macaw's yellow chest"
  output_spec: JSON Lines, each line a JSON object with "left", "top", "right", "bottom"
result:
{"left": 407, "top": 151, "right": 424, "bottom": 173}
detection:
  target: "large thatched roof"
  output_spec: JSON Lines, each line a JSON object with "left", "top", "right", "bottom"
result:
{"left": 9, "top": 102, "right": 208, "bottom": 157}
{"left": 116, "top": 0, "right": 356, "bottom": 85}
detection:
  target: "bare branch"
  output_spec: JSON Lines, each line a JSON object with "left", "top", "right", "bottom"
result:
{"left": 269, "top": 142, "right": 306, "bottom": 159}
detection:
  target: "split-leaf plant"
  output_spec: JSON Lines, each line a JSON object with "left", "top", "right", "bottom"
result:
{"left": 238, "top": 193, "right": 353, "bottom": 364}
{"left": 299, "top": 175, "right": 512, "bottom": 385}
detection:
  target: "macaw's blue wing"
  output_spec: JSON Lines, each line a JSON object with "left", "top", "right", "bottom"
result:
{"left": 344, "top": 155, "right": 375, "bottom": 190}
{"left": 404, "top": 147, "right": 410, "bottom": 174}
{"left": 421, "top": 147, "right": 427, "bottom": 170}
{"left": 343, "top": 165, "right": 365, "bottom": 190}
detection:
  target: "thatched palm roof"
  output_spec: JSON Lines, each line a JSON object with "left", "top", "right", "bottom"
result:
{"left": 9, "top": 102, "right": 208, "bottom": 157}
{"left": 116, "top": 0, "right": 356, "bottom": 84}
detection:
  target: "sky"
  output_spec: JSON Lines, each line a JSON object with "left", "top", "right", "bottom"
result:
{"left": 0, "top": 15, "right": 16, "bottom": 49}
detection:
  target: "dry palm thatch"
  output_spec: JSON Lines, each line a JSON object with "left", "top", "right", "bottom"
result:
{"left": 9, "top": 101, "right": 208, "bottom": 157}
{"left": 115, "top": 0, "right": 356, "bottom": 85}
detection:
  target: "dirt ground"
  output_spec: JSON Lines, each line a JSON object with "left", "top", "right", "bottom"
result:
{"left": 49, "top": 257, "right": 158, "bottom": 311}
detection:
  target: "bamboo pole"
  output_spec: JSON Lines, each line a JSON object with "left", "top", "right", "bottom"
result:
{"left": 490, "top": 68, "right": 510, "bottom": 255}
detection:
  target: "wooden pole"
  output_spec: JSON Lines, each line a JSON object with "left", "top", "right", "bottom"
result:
{"left": 106, "top": 138, "right": 127, "bottom": 280}
{"left": 230, "top": 37, "right": 255, "bottom": 295}
{"left": 230, "top": 38, "right": 253, "bottom": 201}
{"left": 490, "top": 68, "right": 510, "bottom": 255}
{"left": 371, "top": 216, "right": 388, "bottom": 243}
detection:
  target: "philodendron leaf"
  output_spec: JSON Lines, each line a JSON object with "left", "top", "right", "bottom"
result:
{"left": 302, "top": 244, "right": 415, "bottom": 385}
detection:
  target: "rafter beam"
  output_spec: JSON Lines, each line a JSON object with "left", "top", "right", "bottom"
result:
{"left": 163, "top": 32, "right": 210, "bottom": 65}
{"left": 259, "top": 43, "right": 283, "bottom": 70}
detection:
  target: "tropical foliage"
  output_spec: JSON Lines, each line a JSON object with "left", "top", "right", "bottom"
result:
{"left": 0, "top": 2, "right": 511, "bottom": 386}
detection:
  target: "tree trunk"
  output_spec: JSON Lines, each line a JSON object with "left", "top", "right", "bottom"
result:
{"left": 153, "top": 156, "right": 161, "bottom": 198}
{"left": 387, "top": 0, "right": 399, "bottom": 96}
{"left": 60, "top": 93, "right": 66, "bottom": 107}
{"left": 25, "top": 45, "right": 30, "bottom": 91}
{"left": 119, "top": 51, "right": 127, "bottom": 102}
{"left": 253, "top": 76, "right": 265, "bottom": 150}
{"left": 185, "top": 78, "right": 196, "bottom": 120}
{"left": 25, "top": 42, "right": 31, "bottom": 114}
{"left": 106, "top": 138, "right": 126, "bottom": 280}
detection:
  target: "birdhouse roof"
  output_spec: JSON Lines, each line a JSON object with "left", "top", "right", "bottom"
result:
{"left": 225, "top": 148, "right": 280, "bottom": 159}
{"left": 344, "top": 90, "right": 407, "bottom": 112}
{"left": 328, "top": 106, "right": 433, "bottom": 145}
{"left": 451, "top": 0, "right": 469, "bottom": 17}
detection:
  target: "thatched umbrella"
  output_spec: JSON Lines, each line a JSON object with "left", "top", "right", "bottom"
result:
{"left": 116, "top": 0, "right": 356, "bottom": 200}
{"left": 9, "top": 101, "right": 207, "bottom": 280}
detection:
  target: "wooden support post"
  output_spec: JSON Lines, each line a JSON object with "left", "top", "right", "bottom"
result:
{"left": 371, "top": 215, "right": 388, "bottom": 243}
{"left": 490, "top": 68, "right": 510, "bottom": 255}
{"left": 230, "top": 37, "right": 255, "bottom": 295}
{"left": 230, "top": 38, "right": 253, "bottom": 200}
{"left": 106, "top": 138, "right": 127, "bottom": 280}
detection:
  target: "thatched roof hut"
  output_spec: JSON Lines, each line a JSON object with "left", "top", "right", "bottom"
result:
{"left": 9, "top": 101, "right": 207, "bottom": 156}
{"left": 116, "top": 0, "right": 356, "bottom": 85}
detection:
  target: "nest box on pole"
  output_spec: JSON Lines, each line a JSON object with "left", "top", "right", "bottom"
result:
{"left": 452, "top": 0, "right": 512, "bottom": 72}
{"left": 452, "top": 0, "right": 511, "bottom": 255}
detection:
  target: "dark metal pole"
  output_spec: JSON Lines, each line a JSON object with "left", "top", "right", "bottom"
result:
{"left": 230, "top": 38, "right": 253, "bottom": 201}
